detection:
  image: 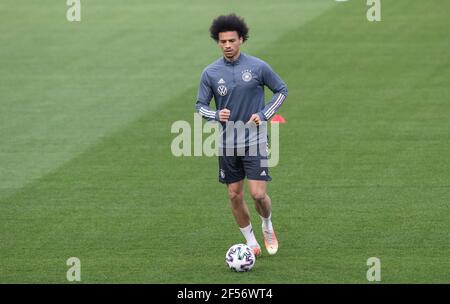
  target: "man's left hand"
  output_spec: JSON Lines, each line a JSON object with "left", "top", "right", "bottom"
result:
{"left": 247, "top": 114, "right": 261, "bottom": 125}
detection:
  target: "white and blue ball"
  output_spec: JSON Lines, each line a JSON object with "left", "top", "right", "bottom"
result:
{"left": 225, "top": 244, "right": 255, "bottom": 272}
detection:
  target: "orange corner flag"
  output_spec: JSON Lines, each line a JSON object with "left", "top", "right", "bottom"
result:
{"left": 271, "top": 114, "right": 286, "bottom": 123}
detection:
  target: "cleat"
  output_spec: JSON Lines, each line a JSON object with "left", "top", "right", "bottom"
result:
{"left": 248, "top": 244, "right": 262, "bottom": 258}
{"left": 263, "top": 229, "right": 278, "bottom": 255}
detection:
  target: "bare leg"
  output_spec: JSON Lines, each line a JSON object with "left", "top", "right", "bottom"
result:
{"left": 227, "top": 180, "right": 250, "bottom": 228}
{"left": 247, "top": 180, "right": 271, "bottom": 218}
{"left": 227, "top": 180, "right": 261, "bottom": 255}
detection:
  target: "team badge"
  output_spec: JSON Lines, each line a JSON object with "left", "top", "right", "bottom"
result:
{"left": 220, "top": 169, "right": 226, "bottom": 179}
{"left": 217, "top": 85, "right": 228, "bottom": 96}
{"left": 242, "top": 70, "right": 252, "bottom": 82}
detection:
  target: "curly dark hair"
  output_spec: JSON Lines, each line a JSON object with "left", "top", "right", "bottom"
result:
{"left": 209, "top": 13, "right": 249, "bottom": 42}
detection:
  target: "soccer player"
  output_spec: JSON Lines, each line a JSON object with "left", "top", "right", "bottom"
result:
{"left": 195, "top": 14, "right": 288, "bottom": 257}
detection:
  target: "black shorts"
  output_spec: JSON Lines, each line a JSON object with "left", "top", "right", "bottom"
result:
{"left": 218, "top": 144, "right": 272, "bottom": 184}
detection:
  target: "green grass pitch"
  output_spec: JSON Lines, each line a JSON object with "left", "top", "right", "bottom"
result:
{"left": 0, "top": 0, "right": 449, "bottom": 283}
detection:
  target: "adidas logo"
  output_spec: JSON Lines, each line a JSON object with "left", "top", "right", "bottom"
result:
{"left": 260, "top": 170, "right": 266, "bottom": 176}
{"left": 218, "top": 78, "right": 225, "bottom": 84}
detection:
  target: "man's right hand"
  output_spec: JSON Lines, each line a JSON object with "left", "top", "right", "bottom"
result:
{"left": 218, "top": 108, "right": 230, "bottom": 122}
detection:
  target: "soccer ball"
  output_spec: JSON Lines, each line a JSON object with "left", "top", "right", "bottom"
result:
{"left": 225, "top": 244, "right": 256, "bottom": 272}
